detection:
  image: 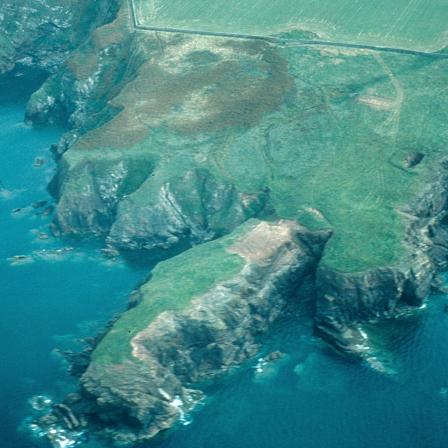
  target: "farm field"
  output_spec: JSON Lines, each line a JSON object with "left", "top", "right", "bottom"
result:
{"left": 133, "top": 0, "right": 448, "bottom": 52}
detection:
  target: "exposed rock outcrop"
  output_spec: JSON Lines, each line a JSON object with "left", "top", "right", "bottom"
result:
{"left": 24, "top": 0, "right": 142, "bottom": 129}
{"left": 7, "top": 0, "right": 448, "bottom": 443}
{"left": 315, "top": 160, "right": 448, "bottom": 354}
{"left": 0, "top": 0, "right": 120, "bottom": 77}
{"left": 74, "top": 220, "right": 329, "bottom": 444}
{"left": 106, "top": 170, "right": 270, "bottom": 253}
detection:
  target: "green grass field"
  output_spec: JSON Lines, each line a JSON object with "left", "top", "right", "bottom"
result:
{"left": 133, "top": 0, "right": 448, "bottom": 52}
{"left": 69, "top": 41, "right": 448, "bottom": 273}
{"left": 63, "top": 5, "right": 448, "bottom": 367}
{"left": 92, "top": 221, "right": 253, "bottom": 364}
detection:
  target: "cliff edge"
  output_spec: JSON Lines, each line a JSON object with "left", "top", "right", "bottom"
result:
{"left": 3, "top": 0, "right": 448, "bottom": 444}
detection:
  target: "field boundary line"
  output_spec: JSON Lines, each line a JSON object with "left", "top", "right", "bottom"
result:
{"left": 128, "top": 0, "right": 448, "bottom": 59}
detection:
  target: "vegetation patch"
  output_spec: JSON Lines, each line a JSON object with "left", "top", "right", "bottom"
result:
{"left": 91, "top": 221, "right": 256, "bottom": 364}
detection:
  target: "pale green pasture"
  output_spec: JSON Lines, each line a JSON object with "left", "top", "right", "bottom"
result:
{"left": 91, "top": 221, "right": 253, "bottom": 364}
{"left": 134, "top": 0, "right": 448, "bottom": 52}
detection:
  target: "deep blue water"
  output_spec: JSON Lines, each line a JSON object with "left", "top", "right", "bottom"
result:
{"left": 0, "top": 73, "right": 146, "bottom": 448}
{"left": 1, "top": 72, "right": 448, "bottom": 448}
{"left": 157, "top": 301, "right": 448, "bottom": 448}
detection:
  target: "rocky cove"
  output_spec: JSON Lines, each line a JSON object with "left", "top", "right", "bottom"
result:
{"left": 32, "top": 196, "right": 448, "bottom": 444}
{"left": 2, "top": 0, "right": 448, "bottom": 446}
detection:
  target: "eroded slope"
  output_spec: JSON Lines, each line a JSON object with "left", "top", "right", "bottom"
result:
{"left": 75, "top": 220, "right": 328, "bottom": 443}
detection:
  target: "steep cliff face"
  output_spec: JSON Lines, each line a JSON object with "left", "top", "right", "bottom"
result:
{"left": 37, "top": 26, "right": 290, "bottom": 247}
{"left": 315, "top": 161, "right": 448, "bottom": 354}
{"left": 49, "top": 150, "right": 156, "bottom": 239}
{"left": 106, "top": 169, "right": 270, "bottom": 253}
{"left": 0, "top": 0, "right": 121, "bottom": 76}
{"left": 51, "top": 149, "right": 270, "bottom": 253}
{"left": 17, "top": 0, "right": 448, "bottom": 357}
{"left": 69, "top": 220, "right": 329, "bottom": 444}
{"left": 24, "top": 0, "right": 143, "bottom": 129}
{"left": 7, "top": 0, "right": 448, "bottom": 442}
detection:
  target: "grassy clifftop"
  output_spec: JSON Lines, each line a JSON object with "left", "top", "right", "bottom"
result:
{"left": 54, "top": 31, "right": 448, "bottom": 272}
{"left": 92, "top": 220, "right": 254, "bottom": 364}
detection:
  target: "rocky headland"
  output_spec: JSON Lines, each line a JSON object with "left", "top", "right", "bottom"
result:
{"left": 0, "top": 0, "right": 120, "bottom": 77}
{"left": 3, "top": 0, "right": 448, "bottom": 444}
{"left": 72, "top": 220, "right": 329, "bottom": 444}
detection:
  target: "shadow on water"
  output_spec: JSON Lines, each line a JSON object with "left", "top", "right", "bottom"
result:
{"left": 0, "top": 66, "right": 49, "bottom": 103}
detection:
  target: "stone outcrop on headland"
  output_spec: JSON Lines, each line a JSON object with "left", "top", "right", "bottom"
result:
{"left": 3, "top": 0, "right": 448, "bottom": 444}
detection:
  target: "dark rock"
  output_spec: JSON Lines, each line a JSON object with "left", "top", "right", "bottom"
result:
{"left": 315, "top": 160, "right": 448, "bottom": 355}
{"left": 31, "top": 200, "right": 48, "bottom": 209}
{"left": 76, "top": 220, "right": 330, "bottom": 444}
{"left": 0, "top": 0, "right": 121, "bottom": 77}
{"left": 264, "top": 351, "right": 284, "bottom": 362}
{"left": 64, "top": 393, "right": 83, "bottom": 406}
{"left": 53, "top": 403, "right": 80, "bottom": 429}
{"left": 33, "top": 157, "right": 46, "bottom": 168}
{"left": 404, "top": 152, "right": 425, "bottom": 168}
{"left": 37, "top": 413, "right": 58, "bottom": 427}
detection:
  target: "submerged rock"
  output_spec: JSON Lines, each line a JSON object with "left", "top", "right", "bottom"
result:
{"left": 32, "top": 200, "right": 48, "bottom": 209}
{"left": 294, "top": 352, "right": 349, "bottom": 394}
{"left": 264, "top": 351, "right": 284, "bottom": 363}
{"left": 8, "top": 254, "right": 34, "bottom": 266}
{"left": 33, "top": 157, "right": 46, "bottom": 168}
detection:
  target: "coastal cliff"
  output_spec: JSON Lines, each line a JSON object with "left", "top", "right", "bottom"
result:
{"left": 3, "top": 0, "right": 448, "bottom": 443}
{"left": 315, "top": 161, "right": 448, "bottom": 355}
{"left": 30, "top": 14, "right": 448, "bottom": 359}
{"left": 0, "top": 0, "right": 120, "bottom": 77}
{"left": 62, "top": 220, "right": 329, "bottom": 444}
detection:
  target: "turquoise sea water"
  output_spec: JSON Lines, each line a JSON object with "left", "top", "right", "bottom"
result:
{"left": 0, "top": 72, "right": 146, "bottom": 448}
{"left": 157, "top": 302, "right": 448, "bottom": 448}
{"left": 1, "top": 72, "right": 448, "bottom": 448}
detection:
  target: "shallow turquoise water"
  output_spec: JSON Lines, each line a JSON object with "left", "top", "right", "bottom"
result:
{"left": 0, "top": 72, "right": 146, "bottom": 448}
{"left": 1, "top": 72, "right": 448, "bottom": 448}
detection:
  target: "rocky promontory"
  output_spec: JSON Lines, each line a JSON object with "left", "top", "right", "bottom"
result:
{"left": 2, "top": 0, "right": 448, "bottom": 444}
{"left": 33, "top": 9, "right": 448, "bottom": 359}
{"left": 55, "top": 220, "right": 329, "bottom": 444}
